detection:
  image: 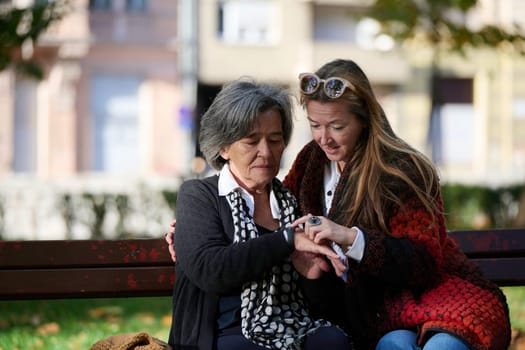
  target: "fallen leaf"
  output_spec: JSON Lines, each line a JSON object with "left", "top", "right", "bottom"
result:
{"left": 36, "top": 322, "right": 60, "bottom": 335}
{"left": 161, "top": 314, "right": 171, "bottom": 327}
{"left": 88, "top": 306, "right": 123, "bottom": 319}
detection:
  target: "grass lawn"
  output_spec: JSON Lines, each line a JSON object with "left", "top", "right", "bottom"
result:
{"left": 1, "top": 288, "right": 524, "bottom": 350}
{"left": 504, "top": 286, "right": 525, "bottom": 331}
{"left": 0, "top": 297, "right": 172, "bottom": 350}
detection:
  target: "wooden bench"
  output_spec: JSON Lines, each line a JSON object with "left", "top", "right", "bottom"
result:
{"left": 0, "top": 228, "right": 524, "bottom": 300}
{"left": 447, "top": 228, "right": 525, "bottom": 286}
{"left": 0, "top": 238, "right": 174, "bottom": 299}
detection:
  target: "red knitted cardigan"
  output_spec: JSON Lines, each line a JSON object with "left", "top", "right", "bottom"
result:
{"left": 283, "top": 141, "right": 511, "bottom": 350}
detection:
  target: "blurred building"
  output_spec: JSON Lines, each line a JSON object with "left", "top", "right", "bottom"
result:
{"left": 0, "top": 0, "right": 185, "bottom": 239}
{"left": 194, "top": 0, "right": 525, "bottom": 186}
{"left": 0, "top": 0, "right": 188, "bottom": 180}
{"left": 0, "top": 0, "right": 524, "bottom": 238}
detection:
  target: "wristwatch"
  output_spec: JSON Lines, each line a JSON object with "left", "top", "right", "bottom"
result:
{"left": 283, "top": 226, "right": 295, "bottom": 249}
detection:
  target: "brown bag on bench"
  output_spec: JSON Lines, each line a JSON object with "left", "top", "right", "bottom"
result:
{"left": 89, "top": 332, "right": 172, "bottom": 350}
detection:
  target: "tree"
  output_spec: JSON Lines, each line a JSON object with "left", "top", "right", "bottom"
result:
{"left": 0, "top": 0, "right": 70, "bottom": 79}
{"left": 364, "top": 0, "right": 525, "bottom": 55}
{"left": 361, "top": 0, "right": 525, "bottom": 161}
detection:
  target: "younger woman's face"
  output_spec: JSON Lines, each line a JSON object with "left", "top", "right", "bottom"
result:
{"left": 306, "top": 100, "right": 365, "bottom": 170}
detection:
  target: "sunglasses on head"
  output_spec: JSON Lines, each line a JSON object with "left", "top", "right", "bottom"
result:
{"left": 298, "top": 73, "right": 355, "bottom": 99}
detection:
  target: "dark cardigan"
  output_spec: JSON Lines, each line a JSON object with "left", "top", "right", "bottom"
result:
{"left": 167, "top": 175, "right": 294, "bottom": 350}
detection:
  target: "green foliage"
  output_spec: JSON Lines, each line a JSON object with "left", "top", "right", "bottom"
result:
{"left": 55, "top": 188, "right": 177, "bottom": 239}
{"left": 503, "top": 286, "right": 525, "bottom": 332}
{"left": 161, "top": 190, "right": 178, "bottom": 214}
{"left": 0, "top": 0, "right": 70, "bottom": 79}
{"left": 441, "top": 183, "right": 524, "bottom": 229}
{"left": 60, "top": 193, "right": 75, "bottom": 239}
{"left": 114, "top": 194, "right": 130, "bottom": 238}
{"left": 82, "top": 193, "right": 111, "bottom": 239}
{"left": 364, "top": 0, "right": 525, "bottom": 55}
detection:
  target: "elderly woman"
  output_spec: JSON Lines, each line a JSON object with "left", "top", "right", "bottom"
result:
{"left": 167, "top": 78, "right": 350, "bottom": 350}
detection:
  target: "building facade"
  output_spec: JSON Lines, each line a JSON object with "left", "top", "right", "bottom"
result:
{"left": 0, "top": 0, "right": 186, "bottom": 239}
{"left": 1, "top": 0, "right": 524, "bottom": 239}
{"left": 195, "top": 0, "right": 525, "bottom": 185}
{"left": 0, "top": 0, "right": 189, "bottom": 179}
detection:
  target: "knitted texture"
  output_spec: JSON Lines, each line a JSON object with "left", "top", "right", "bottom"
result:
{"left": 382, "top": 196, "right": 510, "bottom": 350}
{"left": 283, "top": 140, "right": 511, "bottom": 350}
{"left": 90, "top": 332, "right": 170, "bottom": 350}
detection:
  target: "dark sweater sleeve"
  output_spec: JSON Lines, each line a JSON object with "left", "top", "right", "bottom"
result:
{"left": 298, "top": 270, "right": 347, "bottom": 327}
{"left": 352, "top": 229, "right": 437, "bottom": 295}
{"left": 174, "top": 179, "right": 293, "bottom": 295}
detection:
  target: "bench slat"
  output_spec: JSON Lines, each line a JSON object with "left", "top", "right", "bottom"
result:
{"left": 0, "top": 239, "right": 173, "bottom": 268}
{"left": 1, "top": 228, "right": 524, "bottom": 300}
{"left": 0, "top": 266, "right": 175, "bottom": 300}
{"left": 449, "top": 228, "right": 525, "bottom": 258}
{"left": 471, "top": 257, "right": 525, "bottom": 286}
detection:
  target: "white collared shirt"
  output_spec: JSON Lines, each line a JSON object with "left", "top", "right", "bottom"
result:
{"left": 324, "top": 161, "right": 365, "bottom": 263}
{"left": 218, "top": 163, "right": 281, "bottom": 220}
{"left": 323, "top": 160, "right": 340, "bottom": 215}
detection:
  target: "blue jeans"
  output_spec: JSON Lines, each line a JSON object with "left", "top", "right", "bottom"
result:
{"left": 375, "top": 329, "right": 470, "bottom": 350}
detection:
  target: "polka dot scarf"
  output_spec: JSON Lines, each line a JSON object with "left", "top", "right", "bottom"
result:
{"left": 226, "top": 179, "right": 332, "bottom": 350}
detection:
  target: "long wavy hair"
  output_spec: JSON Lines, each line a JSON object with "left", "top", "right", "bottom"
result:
{"left": 301, "top": 59, "right": 440, "bottom": 232}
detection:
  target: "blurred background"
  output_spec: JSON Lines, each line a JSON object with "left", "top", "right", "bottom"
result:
{"left": 1, "top": 0, "right": 525, "bottom": 240}
{"left": 2, "top": 2, "right": 525, "bottom": 349}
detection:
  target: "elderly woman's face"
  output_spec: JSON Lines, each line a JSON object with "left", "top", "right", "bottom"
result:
{"left": 306, "top": 100, "right": 365, "bottom": 170}
{"left": 220, "top": 109, "right": 285, "bottom": 193}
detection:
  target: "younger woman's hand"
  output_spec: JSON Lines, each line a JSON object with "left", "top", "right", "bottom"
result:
{"left": 327, "top": 255, "right": 348, "bottom": 278}
{"left": 292, "top": 214, "right": 357, "bottom": 247}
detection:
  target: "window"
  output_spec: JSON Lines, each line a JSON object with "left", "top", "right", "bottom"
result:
{"left": 440, "top": 104, "right": 475, "bottom": 164}
{"left": 91, "top": 75, "right": 141, "bottom": 173}
{"left": 513, "top": 98, "right": 525, "bottom": 120}
{"left": 89, "top": 0, "right": 147, "bottom": 12}
{"left": 126, "top": 0, "right": 146, "bottom": 12}
{"left": 89, "top": 0, "right": 112, "bottom": 11}
{"left": 13, "top": 79, "right": 38, "bottom": 173}
{"left": 313, "top": 5, "right": 357, "bottom": 42}
{"left": 217, "top": 0, "right": 279, "bottom": 45}
{"left": 428, "top": 78, "right": 474, "bottom": 165}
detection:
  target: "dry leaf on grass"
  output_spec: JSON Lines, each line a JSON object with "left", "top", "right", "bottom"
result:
{"left": 88, "top": 306, "right": 123, "bottom": 319}
{"left": 36, "top": 322, "right": 60, "bottom": 335}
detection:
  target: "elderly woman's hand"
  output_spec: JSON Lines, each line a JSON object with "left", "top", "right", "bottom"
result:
{"left": 291, "top": 251, "right": 328, "bottom": 279}
{"left": 291, "top": 232, "right": 347, "bottom": 278}
{"left": 165, "top": 220, "right": 177, "bottom": 262}
{"left": 294, "top": 231, "right": 338, "bottom": 259}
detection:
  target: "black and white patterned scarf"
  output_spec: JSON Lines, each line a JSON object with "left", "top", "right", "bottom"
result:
{"left": 225, "top": 178, "right": 332, "bottom": 350}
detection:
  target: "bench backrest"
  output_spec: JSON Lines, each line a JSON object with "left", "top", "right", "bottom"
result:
{"left": 448, "top": 228, "right": 525, "bottom": 286}
{"left": 1, "top": 228, "right": 524, "bottom": 300}
{"left": 0, "top": 239, "right": 174, "bottom": 299}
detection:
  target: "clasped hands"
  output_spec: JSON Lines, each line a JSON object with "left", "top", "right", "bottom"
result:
{"left": 290, "top": 214, "right": 349, "bottom": 279}
{"left": 164, "top": 214, "right": 350, "bottom": 280}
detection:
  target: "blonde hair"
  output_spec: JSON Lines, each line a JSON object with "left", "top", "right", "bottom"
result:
{"left": 301, "top": 59, "right": 440, "bottom": 232}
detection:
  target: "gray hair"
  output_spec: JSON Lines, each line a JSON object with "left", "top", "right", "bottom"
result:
{"left": 199, "top": 77, "right": 294, "bottom": 170}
